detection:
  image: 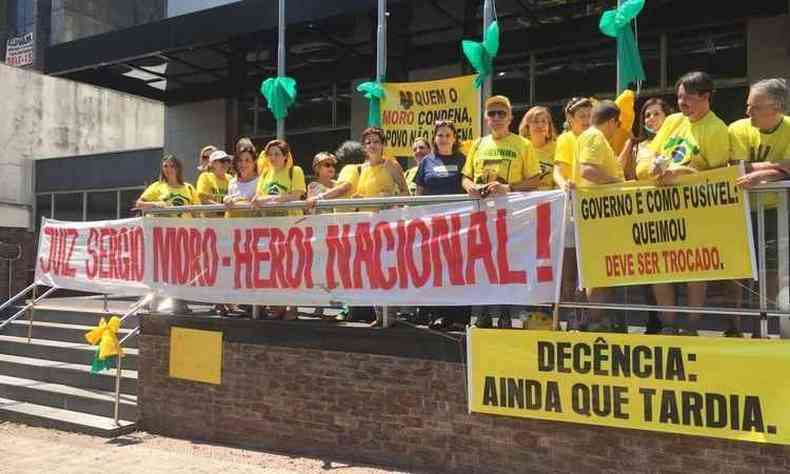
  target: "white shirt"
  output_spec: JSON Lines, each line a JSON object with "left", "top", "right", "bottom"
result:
{"left": 227, "top": 176, "right": 258, "bottom": 201}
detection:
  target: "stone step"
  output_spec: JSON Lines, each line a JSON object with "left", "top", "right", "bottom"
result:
{"left": 0, "top": 396, "right": 136, "bottom": 437}
{"left": 2, "top": 320, "right": 138, "bottom": 349}
{"left": 14, "top": 307, "right": 141, "bottom": 328}
{"left": 0, "top": 374, "right": 137, "bottom": 421}
{"left": 0, "top": 353, "right": 137, "bottom": 395}
{"left": 0, "top": 335, "right": 137, "bottom": 370}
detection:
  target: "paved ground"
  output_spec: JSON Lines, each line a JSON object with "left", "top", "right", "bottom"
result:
{"left": 0, "top": 423, "right": 407, "bottom": 474}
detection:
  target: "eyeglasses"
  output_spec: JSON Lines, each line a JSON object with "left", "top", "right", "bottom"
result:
{"left": 486, "top": 110, "right": 508, "bottom": 118}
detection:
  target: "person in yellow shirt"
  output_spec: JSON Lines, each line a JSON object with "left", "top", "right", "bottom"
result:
{"left": 732, "top": 78, "right": 790, "bottom": 188}
{"left": 643, "top": 71, "right": 730, "bottom": 185}
{"left": 642, "top": 71, "right": 730, "bottom": 336}
{"left": 728, "top": 78, "right": 790, "bottom": 337}
{"left": 135, "top": 154, "right": 199, "bottom": 315}
{"left": 136, "top": 154, "right": 199, "bottom": 214}
{"left": 404, "top": 137, "right": 430, "bottom": 195}
{"left": 519, "top": 106, "right": 557, "bottom": 190}
{"left": 196, "top": 150, "right": 232, "bottom": 218}
{"left": 462, "top": 95, "right": 540, "bottom": 330}
{"left": 553, "top": 97, "right": 593, "bottom": 192}
{"left": 462, "top": 95, "right": 540, "bottom": 200}
{"left": 573, "top": 101, "right": 626, "bottom": 333}
{"left": 253, "top": 139, "right": 306, "bottom": 219}
{"left": 609, "top": 89, "right": 636, "bottom": 156}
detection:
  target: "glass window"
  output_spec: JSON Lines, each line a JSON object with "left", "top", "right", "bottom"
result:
{"left": 35, "top": 194, "right": 52, "bottom": 235}
{"left": 287, "top": 88, "right": 334, "bottom": 131}
{"left": 53, "top": 193, "right": 83, "bottom": 222}
{"left": 668, "top": 24, "right": 746, "bottom": 83}
{"left": 86, "top": 191, "right": 118, "bottom": 221}
{"left": 120, "top": 189, "right": 144, "bottom": 219}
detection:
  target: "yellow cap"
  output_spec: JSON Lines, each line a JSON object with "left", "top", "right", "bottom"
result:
{"left": 485, "top": 95, "right": 512, "bottom": 110}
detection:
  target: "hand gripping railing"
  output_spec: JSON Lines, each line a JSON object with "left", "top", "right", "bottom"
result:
{"left": 112, "top": 293, "right": 152, "bottom": 426}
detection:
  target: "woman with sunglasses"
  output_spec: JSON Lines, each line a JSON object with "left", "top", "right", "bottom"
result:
{"left": 306, "top": 152, "right": 338, "bottom": 215}
{"left": 519, "top": 106, "right": 558, "bottom": 190}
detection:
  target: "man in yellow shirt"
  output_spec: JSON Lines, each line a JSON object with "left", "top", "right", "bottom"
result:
{"left": 574, "top": 101, "right": 626, "bottom": 188}
{"left": 645, "top": 71, "right": 730, "bottom": 184}
{"left": 462, "top": 95, "right": 540, "bottom": 329}
{"left": 732, "top": 78, "right": 790, "bottom": 188}
{"left": 574, "top": 101, "right": 625, "bottom": 333}
{"left": 462, "top": 95, "right": 541, "bottom": 198}
{"left": 729, "top": 78, "right": 790, "bottom": 337}
{"left": 644, "top": 71, "right": 730, "bottom": 336}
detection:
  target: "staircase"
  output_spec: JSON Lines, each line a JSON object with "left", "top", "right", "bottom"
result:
{"left": 0, "top": 300, "right": 138, "bottom": 436}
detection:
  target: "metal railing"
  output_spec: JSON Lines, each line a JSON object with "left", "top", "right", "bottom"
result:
{"left": 0, "top": 285, "right": 58, "bottom": 341}
{"left": 112, "top": 293, "right": 152, "bottom": 426}
{"left": 130, "top": 183, "right": 790, "bottom": 334}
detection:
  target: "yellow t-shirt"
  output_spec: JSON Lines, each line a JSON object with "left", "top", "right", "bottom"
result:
{"left": 529, "top": 140, "right": 557, "bottom": 190}
{"left": 196, "top": 172, "right": 231, "bottom": 203}
{"left": 573, "top": 127, "right": 624, "bottom": 188}
{"left": 256, "top": 151, "right": 271, "bottom": 177}
{"left": 404, "top": 166, "right": 419, "bottom": 195}
{"left": 138, "top": 181, "right": 199, "bottom": 217}
{"left": 554, "top": 131, "right": 578, "bottom": 183}
{"left": 610, "top": 89, "right": 635, "bottom": 155}
{"left": 461, "top": 133, "right": 540, "bottom": 186}
{"left": 256, "top": 165, "right": 307, "bottom": 217}
{"left": 729, "top": 116, "right": 790, "bottom": 163}
{"left": 730, "top": 116, "right": 790, "bottom": 208}
{"left": 349, "top": 163, "right": 399, "bottom": 198}
{"left": 649, "top": 111, "right": 730, "bottom": 171}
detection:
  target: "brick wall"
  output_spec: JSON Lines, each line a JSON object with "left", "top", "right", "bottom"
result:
{"left": 0, "top": 227, "right": 34, "bottom": 301}
{"left": 138, "top": 324, "right": 790, "bottom": 474}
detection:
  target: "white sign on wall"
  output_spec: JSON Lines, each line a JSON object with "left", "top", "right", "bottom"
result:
{"left": 5, "top": 32, "right": 35, "bottom": 67}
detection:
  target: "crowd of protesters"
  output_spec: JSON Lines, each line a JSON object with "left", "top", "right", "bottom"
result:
{"left": 135, "top": 71, "right": 790, "bottom": 336}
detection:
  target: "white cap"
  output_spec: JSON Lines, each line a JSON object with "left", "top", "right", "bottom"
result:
{"left": 208, "top": 150, "right": 231, "bottom": 163}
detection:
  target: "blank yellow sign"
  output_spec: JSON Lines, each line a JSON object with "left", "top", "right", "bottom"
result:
{"left": 169, "top": 327, "right": 223, "bottom": 385}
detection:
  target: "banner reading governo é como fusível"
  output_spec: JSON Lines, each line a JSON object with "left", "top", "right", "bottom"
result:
{"left": 574, "top": 166, "right": 757, "bottom": 288}
{"left": 468, "top": 328, "right": 790, "bottom": 445}
{"left": 34, "top": 192, "right": 565, "bottom": 306}
{"left": 380, "top": 75, "right": 480, "bottom": 157}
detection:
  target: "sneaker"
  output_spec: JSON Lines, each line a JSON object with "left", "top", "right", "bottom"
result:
{"left": 679, "top": 328, "right": 699, "bottom": 337}
{"left": 475, "top": 314, "right": 493, "bottom": 328}
{"left": 660, "top": 326, "right": 679, "bottom": 336}
{"left": 723, "top": 326, "right": 743, "bottom": 338}
{"left": 497, "top": 315, "right": 513, "bottom": 329}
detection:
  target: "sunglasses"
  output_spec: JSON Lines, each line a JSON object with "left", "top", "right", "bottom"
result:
{"left": 486, "top": 110, "right": 508, "bottom": 118}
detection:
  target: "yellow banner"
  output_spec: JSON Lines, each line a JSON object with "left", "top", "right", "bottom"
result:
{"left": 380, "top": 75, "right": 480, "bottom": 156}
{"left": 574, "top": 166, "right": 756, "bottom": 288}
{"left": 468, "top": 328, "right": 790, "bottom": 444}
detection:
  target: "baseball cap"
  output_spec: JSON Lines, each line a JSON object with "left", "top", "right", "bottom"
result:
{"left": 485, "top": 95, "right": 512, "bottom": 110}
{"left": 208, "top": 150, "right": 231, "bottom": 163}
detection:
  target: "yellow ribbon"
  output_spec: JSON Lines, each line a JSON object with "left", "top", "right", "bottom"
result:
{"left": 84, "top": 316, "right": 123, "bottom": 360}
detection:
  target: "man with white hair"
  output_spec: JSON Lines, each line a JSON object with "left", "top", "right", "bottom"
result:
{"left": 731, "top": 78, "right": 790, "bottom": 187}
{"left": 729, "top": 78, "right": 790, "bottom": 337}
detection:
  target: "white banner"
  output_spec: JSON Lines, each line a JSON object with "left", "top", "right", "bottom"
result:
{"left": 35, "top": 192, "right": 566, "bottom": 306}
{"left": 35, "top": 217, "right": 149, "bottom": 296}
{"left": 5, "top": 32, "right": 34, "bottom": 67}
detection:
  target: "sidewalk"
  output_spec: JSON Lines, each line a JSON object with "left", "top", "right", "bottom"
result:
{"left": 0, "top": 423, "right": 408, "bottom": 474}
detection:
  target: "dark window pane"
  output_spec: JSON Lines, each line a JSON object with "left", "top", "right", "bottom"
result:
{"left": 120, "top": 189, "right": 144, "bottom": 219}
{"left": 536, "top": 43, "right": 617, "bottom": 103}
{"left": 668, "top": 24, "right": 746, "bottom": 83}
{"left": 86, "top": 191, "right": 117, "bottom": 221}
{"left": 35, "top": 194, "right": 52, "bottom": 235}
{"left": 54, "top": 193, "right": 83, "bottom": 222}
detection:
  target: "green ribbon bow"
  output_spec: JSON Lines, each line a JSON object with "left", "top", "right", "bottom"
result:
{"left": 260, "top": 76, "right": 298, "bottom": 121}
{"left": 599, "top": 0, "right": 646, "bottom": 92}
{"left": 357, "top": 80, "right": 386, "bottom": 127}
{"left": 462, "top": 20, "right": 500, "bottom": 89}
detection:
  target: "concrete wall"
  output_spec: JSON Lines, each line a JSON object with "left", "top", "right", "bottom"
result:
{"left": 0, "top": 62, "right": 164, "bottom": 228}
{"left": 747, "top": 14, "right": 790, "bottom": 92}
{"left": 163, "top": 99, "right": 226, "bottom": 183}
